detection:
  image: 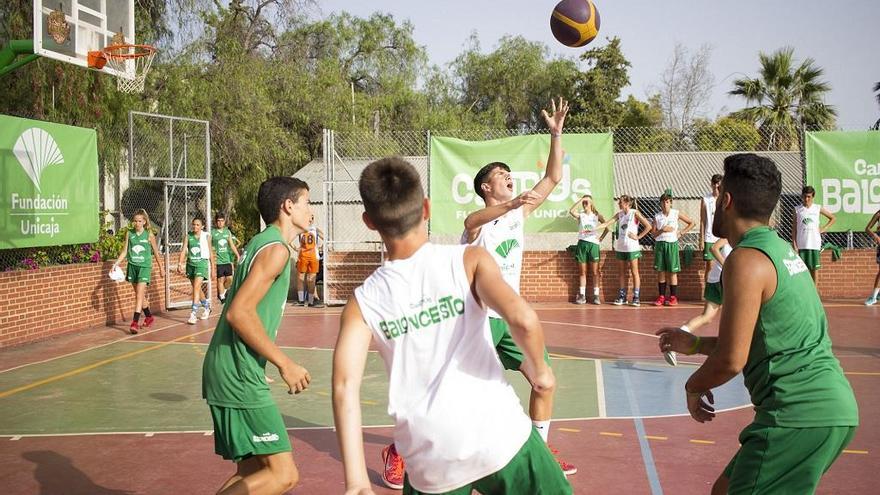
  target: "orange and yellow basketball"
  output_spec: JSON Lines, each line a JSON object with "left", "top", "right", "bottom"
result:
{"left": 550, "top": 0, "right": 601, "bottom": 48}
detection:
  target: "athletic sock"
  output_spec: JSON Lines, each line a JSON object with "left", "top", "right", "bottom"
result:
{"left": 219, "top": 290, "right": 227, "bottom": 299}
{"left": 533, "top": 420, "right": 551, "bottom": 442}
{"left": 300, "top": 290, "right": 307, "bottom": 302}
{"left": 633, "top": 288, "right": 641, "bottom": 299}
{"left": 593, "top": 286, "right": 600, "bottom": 296}
{"left": 133, "top": 312, "right": 141, "bottom": 323}
{"left": 308, "top": 293, "right": 314, "bottom": 304}
{"left": 191, "top": 304, "right": 199, "bottom": 312}
{"left": 201, "top": 298, "right": 209, "bottom": 308}
{"left": 579, "top": 286, "right": 586, "bottom": 296}
{"left": 617, "top": 288, "right": 627, "bottom": 300}
{"left": 658, "top": 282, "right": 667, "bottom": 297}
{"left": 670, "top": 285, "right": 678, "bottom": 297}
{"left": 873, "top": 288, "right": 880, "bottom": 299}
{"left": 143, "top": 307, "right": 152, "bottom": 318}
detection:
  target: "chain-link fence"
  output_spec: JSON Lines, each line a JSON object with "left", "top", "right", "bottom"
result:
{"left": 318, "top": 125, "right": 875, "bottom": 303}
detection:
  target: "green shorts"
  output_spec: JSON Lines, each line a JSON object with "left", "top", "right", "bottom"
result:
{"left": 490, "top": 318, "right": 551, "bottom": 371}
{"left": 403, "top": 427, "right": 572, "bottom": 495}
{"left": 573, "top": 240, "right": 600, "bottom": 263}
{"left": 126, "top": 264, "right": 151, "bottom": 284}
{"left": 186, "top": 262, "right": 209, "bottom": 280}
{"left": 722, "top": 423, "right": 855, "bottom": 494}
{"left": 615, "top": 251, "right": 641, "bottom": 261}
{"left": 703, "top": 242, "right": 715, "bottom": 261}
{"left": 798, "top": 249, "right": 821, "bottom": 270}
{"left": 653, "top": 241, "right": 681, "bottom": 273}
{"left": 209, "top": 404, "right": 292, "bottom": 463}
{"left": 704, "top": 282, "right": 722, "bottom": 305}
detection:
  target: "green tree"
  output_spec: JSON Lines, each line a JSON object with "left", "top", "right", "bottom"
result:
{"left": 567, "top": 37, "right": 632, "bottom": 129}
{"left": 729, "top": 47, "right": 836, "bottom": 150}
{"left": 693, "top": 117, "right": 761, "bottom": 151}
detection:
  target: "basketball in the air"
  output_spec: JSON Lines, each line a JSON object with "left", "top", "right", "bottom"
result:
{"left": 550, "top": 0, "right": 601, "bottom": 48}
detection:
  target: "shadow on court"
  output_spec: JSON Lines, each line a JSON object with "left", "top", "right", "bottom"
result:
{"left": 23, "top": 451, "right": 135, "bottom": 495}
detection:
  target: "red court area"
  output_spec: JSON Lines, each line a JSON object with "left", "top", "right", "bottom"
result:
{"left": 0, "top": 301, "right": 876, "bottom": 494}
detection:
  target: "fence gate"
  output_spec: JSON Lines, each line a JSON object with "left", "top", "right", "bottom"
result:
{"left": 129, "top": 111, "right": 211, "bottom": 309}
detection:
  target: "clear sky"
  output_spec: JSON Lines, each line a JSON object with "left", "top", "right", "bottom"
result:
{"left": 315, "top": 0, "right": 879, "bottom": 128}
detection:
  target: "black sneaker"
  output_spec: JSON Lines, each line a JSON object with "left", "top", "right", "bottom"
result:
{"left": 309, "top": 298, "right": 325, "bottom": 308}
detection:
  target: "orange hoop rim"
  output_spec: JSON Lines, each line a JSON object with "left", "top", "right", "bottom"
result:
{"left": 102, "top": 44, "right": 157, "bottom": 60}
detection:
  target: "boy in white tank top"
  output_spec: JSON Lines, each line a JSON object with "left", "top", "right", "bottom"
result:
{"left": 792, "top": 186, "right": 836, "bottom": 285}
{"left": 333, "top": 158, "right": 571, "bottom": 495}
{"left": 651, "top": 192, "right": 695, "bottom": 306}
{"left": 701, "top": 175, "right": 723, "bottom": 284}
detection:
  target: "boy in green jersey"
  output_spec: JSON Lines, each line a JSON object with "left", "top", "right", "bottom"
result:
{"left": 211, "top": 213, "right": 241, "bottom": 304}
{"left": 657, "top": 154, "right": 858, "bottom": 494}
{"left": 202, "top": 177, "right": 313, "bottom": 495}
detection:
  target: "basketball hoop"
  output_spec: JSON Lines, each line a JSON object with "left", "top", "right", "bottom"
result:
{"left": 102, "top": 44, "right": 157, "bottom": 93}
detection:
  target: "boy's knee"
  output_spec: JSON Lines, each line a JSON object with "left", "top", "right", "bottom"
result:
{"left": 271, "top": 461, "right": 299, "bottom": 492}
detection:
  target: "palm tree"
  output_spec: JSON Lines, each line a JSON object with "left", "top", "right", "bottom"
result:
{"left": 729, "top": 47, "right": 836, "bottom": 150}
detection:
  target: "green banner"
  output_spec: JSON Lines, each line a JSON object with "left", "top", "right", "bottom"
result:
{"left": 0, "top": 115, "right": 99, "bottom": 248}
{"left": 805, "top": 130, "right": 880, "bottom": 232}
{"left": 429, "top": 133, "right": 615, "bottom": 234}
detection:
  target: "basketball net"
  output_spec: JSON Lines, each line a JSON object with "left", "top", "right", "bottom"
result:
{"left": 102, "top": 44, "right": 157, "bottom": 94}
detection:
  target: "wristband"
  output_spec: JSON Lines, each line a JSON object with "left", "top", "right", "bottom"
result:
{"left": 680, "top": 325, "right": 691, "bottom": 333}
{"left": 687, "top": 335, "right": 702, "bottom": 355}
{"left": 550, "top": 133, "right": 561, "bottom": 138}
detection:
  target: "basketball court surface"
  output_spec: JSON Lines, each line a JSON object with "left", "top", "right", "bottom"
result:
{"left": 1, "top": 301, "right": 875, "bottom": 494}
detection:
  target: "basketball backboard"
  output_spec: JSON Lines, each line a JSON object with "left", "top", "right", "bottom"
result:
{"left": 33, "top": 0, "right": 134, "bottom": 79}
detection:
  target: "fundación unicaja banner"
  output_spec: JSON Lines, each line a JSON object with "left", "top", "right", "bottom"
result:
{"left": 429, "top": 133, "right": 615, "bottom": 234}
{"left": 805, "top": 130, "right": 880, "bottom": 232}
{"left": 0, "top": 115, "right": 98, "bottom": 249}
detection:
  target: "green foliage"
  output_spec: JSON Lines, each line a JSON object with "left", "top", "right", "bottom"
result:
{"left": 694, "top": 117, "right": 761, "bottom": 151}
{"left": 568, "top": 37, "right": 632, "bottom": 129}
{"left": 728, "top": 47, "right": 836, "bottom": 150}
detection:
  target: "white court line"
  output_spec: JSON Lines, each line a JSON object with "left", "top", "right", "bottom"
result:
{"left": 0, "top": 405, "right": 757, "bottom": 440}
{"left": 595, "top": 359, "right": 607, "bottom": 418}
{"left": 542, "top": 320, "right": 659, "bottom": 339}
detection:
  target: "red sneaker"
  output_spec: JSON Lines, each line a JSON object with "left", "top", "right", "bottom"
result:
{"left": 549, "top": 446, "right": 577, "bottom": 476}
{"left": 129, "top": 321, "right": 139, "bottom": 335}
{"left": 653, "top": 295, "right": 666, "bottom": 306}
{"left": 381, "top": 443, "right": 405, "bottom": 489}
{"left": 142, "top": 315, "right": 155, "bottom": 328}
{"left": 665, "top": 296, "right": 678, "bottom": 306}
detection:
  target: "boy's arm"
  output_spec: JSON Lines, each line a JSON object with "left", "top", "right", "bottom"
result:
{"left": 710, "top": 238, "right": 728, "bottom": 264}
{"left": 463, "top": 191, "right": 539, "bottom": 243}
{"left": 464, "top": 246, "right": 553, "bottom": 392}
{"left": 678, "top": 212, "right": 695, "bottom": 237}
{"left": 523, "top": 97, "right": 569, "bottom": 217}
{"left": 867, "top": 211, "right": 880, "bottom": 243}
{"left": 332, "top": 297, "right": 375, "bottom": 494}
{"left": 635, "top": 211, "right": 653, "bottom": 240}
{"left": 178, "top": 235, "right": 188, "bottom": 272}
{"left": 598, "top": 213, "right": 610, "bottom": 241}
{"left": 230, "top": 239, "right": 241, "bottom": 262}
{"left": 819, "top": 207, "right": 836, "bottom": 233}
{"left": 792, "top": 214, "right": 799, "bottom": 250}
{"left": 699, "top": 201, "right": 707, "bottom": 251}
{"left": 226, "top": 243, "right": 311, "bottom": 394}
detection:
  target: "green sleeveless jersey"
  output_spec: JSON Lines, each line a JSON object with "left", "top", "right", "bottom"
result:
{"left": 186, "top": 232, "right": 208, "bottom": 266}
{"left": 736, "top": 226, "right": 858, "bottom": 427}
{"left": 211, "top": 227, "right": 234, "bottom": 265}
{"left": 127, "top": 229, "right": 152, "bottom": 267}
{"left": 202, "top": 225, "right": 291, "bottom": 408}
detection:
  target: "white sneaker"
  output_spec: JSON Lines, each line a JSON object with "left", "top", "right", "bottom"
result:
{"left": 200, "top": 306, "right": 211, "bottom": 320}
{"left": 664, "top": 351, "right": 678, "bottom": 366}
{"left": 866, "top": 296, "right": 878, "bottom": 306}
{"left": 187, "top": 312, "right": 198, "bottom": 325}
{"left": 574, "top": 294, "right": 587, "bottom": 305}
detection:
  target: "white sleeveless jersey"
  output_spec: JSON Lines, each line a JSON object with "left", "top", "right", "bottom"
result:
{"left": 707, "top": 243, "right": 734, "bottom": 283}
{"left": 703, "top": 195, "right": 719, "bottom": 243}
{"left": 796, "top": 204, "right": 822, "bottom": 250}
{"left": 578, "top": 212, "right": 601, "bottom": 244}
{"left": 466, "top": 207, "right": 525, "bottom": 319}
{"left": 654, "top": 209, "right": 680, "bottom": 243}
{"left": 354, "top": 243, "right": 531, "bottom": 493}
{"left": 615, "top": 210, "right": 641, "bottom": 253}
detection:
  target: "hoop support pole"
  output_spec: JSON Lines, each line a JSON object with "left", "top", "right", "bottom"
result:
{"left": 0, "top": 40, "right": 38, "bottom": 77}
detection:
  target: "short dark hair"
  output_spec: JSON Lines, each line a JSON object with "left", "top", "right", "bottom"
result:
{"left": 802, "top": 185, "right": 816, "bottom": 196}
{"left": 215, "top": 212, "right": 226, "bottom": 221}
{"left": 711, "top": 174, "right": 723, "bottom": 185}
{"left": 722, "top": 154, "right": 781, "bottom": 221}
{"left": 618, "top": 195, "right": 634, "bottom": 205}
{"left": 359, "top": 157, "right": 425, "bottom": 238}
{"left": 660, "top": 193, "right": 673, "bottom": 202}
{"left": 473, "top": 162, "right": 510, "bottom": 200}
{"left": 258, "top": 177, "right": 309, "bottom": 224}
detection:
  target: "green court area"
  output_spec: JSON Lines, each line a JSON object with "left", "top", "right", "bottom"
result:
{"left": 0, "top": 342, "right": 599, "bottom": 436}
